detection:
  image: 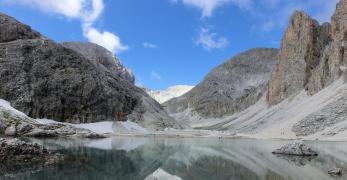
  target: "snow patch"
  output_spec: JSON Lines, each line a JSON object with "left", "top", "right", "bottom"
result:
{"left": 144, "top": 85, "right": 194, "bottom": 104}
{"left": 36, "top": 119, "right": 114, "bottom": 135}
{"left": 0, "top": 99, "right": 28, "bottom": 118}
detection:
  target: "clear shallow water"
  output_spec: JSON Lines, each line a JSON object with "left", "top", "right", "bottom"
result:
{"left": 1, "top": 137, "right": 347, "bottom": 180}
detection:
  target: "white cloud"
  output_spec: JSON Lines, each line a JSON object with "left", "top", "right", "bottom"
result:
{"left": 6, "top": 0, "right": 84, "bottom": 18}
{"left": 195, "top": 27, "right": 229, "bottom": 50}
{"left": 84, "top": 26, "right": 129, "bottom": 53}
{"left": 150, "top": 71, "right": 162, "bottom": 81}
{"left": 3, "top": 0, "right": 127, "bottom": 54}
{"left": 171, "top": 0, "right": 252, "bottom": 18}
{"left": 143, "top": 42, "right": 157, "bottom": 49}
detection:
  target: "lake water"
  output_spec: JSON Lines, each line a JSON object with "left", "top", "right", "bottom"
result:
{"left": 1, "top": 137, "right": 347, "bottom": 180}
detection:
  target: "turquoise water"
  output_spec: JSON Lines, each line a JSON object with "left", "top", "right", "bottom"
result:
{"left": 1, "top": 137, "right": 347, "bottom": 180}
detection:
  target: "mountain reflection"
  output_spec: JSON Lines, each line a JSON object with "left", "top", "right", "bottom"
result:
{"left": 2, "top": 138, "right": 347, "bottom": 180}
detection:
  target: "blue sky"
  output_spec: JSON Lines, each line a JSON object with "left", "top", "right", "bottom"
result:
{"left": 0, "top": 0, "right": 339, "bottom": 90}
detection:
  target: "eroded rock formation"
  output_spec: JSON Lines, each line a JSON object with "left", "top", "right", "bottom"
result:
{"left": 268, "top": 0, "right": 347, "bottom": 105}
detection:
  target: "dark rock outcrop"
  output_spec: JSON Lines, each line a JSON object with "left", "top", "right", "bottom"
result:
{"left": 62, "top": 42, "right": 135, "bottom": 84}
{"left": 164, "top": 48, "right": 278, "bottom": 119}
{"left": 268, "top": 0, "right": 347, "bottom": 105}
{"left": 0, "top": 12, "right": 179, "bottom": 130}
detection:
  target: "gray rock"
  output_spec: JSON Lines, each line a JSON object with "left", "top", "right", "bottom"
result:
{"left": 272, "top": 142, "right": 318, "bottom": 156}
{"left": 328, "top": 168, "right": 342, "bottom": 176}
{"left": 0, "top": 12, "right": 180, "bottom": 130}
{"left": 164, "top": 48, "right": 278, "bottom": 119}
{"left": 4, "top": 125, "right": 16, "bottom": 136}
{"left": 62, "top": 42, "right": 135, "bottom": 84}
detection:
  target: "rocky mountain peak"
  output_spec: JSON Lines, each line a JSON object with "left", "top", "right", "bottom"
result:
{"left": 0, "top": 12, "right": 41, "bottom": 43}
{"left": 62, "top": 42, "right": 135, "bottom": 84}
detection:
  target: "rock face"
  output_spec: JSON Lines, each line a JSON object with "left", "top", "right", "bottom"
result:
{"left": 268, "top": 0, "right": 347, "bottom": 105}
{"left": 62, "top": 42, "right": 135, "bottom": 84}
{"left": 144, "top": 85, "right": 194, "bottom": 104}
{"left": 164, "top": 48, "right": 278, "bottom": 120}
{"left": 0, "top": 13, "right": 179, "bottom": 130}
{"left": 272, "top": 142, "right": 318, "bottom": 156}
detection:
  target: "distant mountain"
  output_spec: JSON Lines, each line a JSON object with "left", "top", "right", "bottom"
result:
{"left": 0, "top": 12, "right": 181, "bottom": 130}
{"left": 144, "top": 85, "right": 194, "bottom": 104}
{"left": 164, "top": 48, "right": 278, "bottom": 124}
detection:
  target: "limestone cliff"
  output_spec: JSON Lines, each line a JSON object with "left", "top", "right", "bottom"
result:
{"left": 268, "top": 0, "right": 347, "bottom": 104}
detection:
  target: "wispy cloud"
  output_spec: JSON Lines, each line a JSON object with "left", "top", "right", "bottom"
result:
{"left": 195, "top": 27, "right": 229, "bottom": 50}
{"left": 143, "top": 42, "right": 157, "bottom": 49}
{"left": 171, "top": 0, "right": 252, "bottom": 18}
{"left": 171, "top": 0, "right": 339, "bottom": 35}
{"left": 150, "top": 71, "right": 162, "bottom": 81}
{"left": 2, "top": 0, "right": 128, "bottom": 54}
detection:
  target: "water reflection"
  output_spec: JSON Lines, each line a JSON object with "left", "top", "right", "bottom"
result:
{"left": 1, "top": 137, "right": 347, "bottom": 180}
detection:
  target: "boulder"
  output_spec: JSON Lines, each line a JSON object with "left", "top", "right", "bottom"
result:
{"left": 272, "top": 142, "right": 318, "bottom": 156}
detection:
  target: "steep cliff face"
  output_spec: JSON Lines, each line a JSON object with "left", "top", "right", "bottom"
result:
{"left": 267, "top": 11, "right": 332, "bottom": 105}
{"left": 0, "top": 13, "right": 179, "bottom": 130}
{"left": 268, "top": 0, "right": 347, "bottom": 105}
{"left": 62, "top": 42, "right": 135, "bottom": 84}
{"left": 164, "top": 48, "right": 278, "bottom": 121}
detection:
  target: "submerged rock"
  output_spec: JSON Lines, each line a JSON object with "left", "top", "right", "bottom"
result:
{"left": 272, "top": 142, "right": 318, "bottom": 156}
{"left": 328, "top": 168, "right": 342, "bottom": 176}
{"left": 0, "top": 138, "right": 63, "bottom": 167}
